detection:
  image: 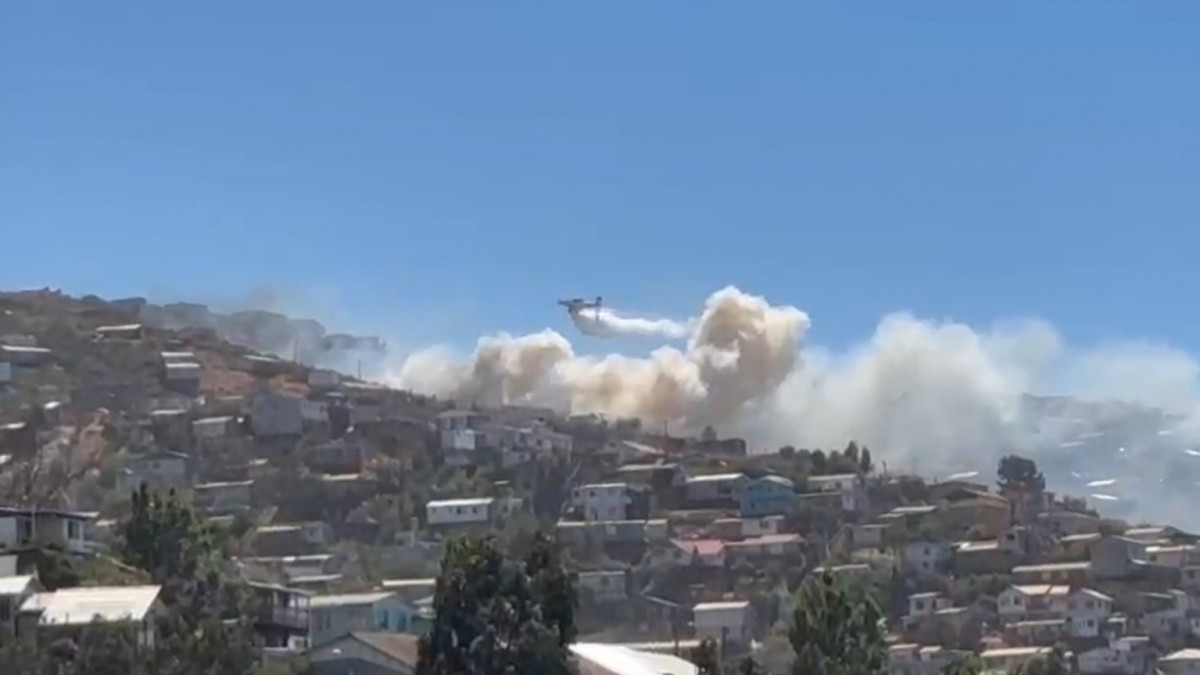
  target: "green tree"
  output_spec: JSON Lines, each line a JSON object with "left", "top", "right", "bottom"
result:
{"left": 789, "top": 571, "right": 885, "bottom": 675}
{"left": 858, "top": 448, "right": 873, "bottom": 474}
{"left": 690, "top": 637, "right": 722, "bottom": 675}
{"left": 939, "top": 655, "right": 981, "bottom": 675}
{"left": 843, "top": 441, "right": 860, "bottom": 464}
{"left": 738, "top": 656, "right": 767, "bottom": 675}
{"left": 120, "top": 484, "right": 218, "bottom": 583}
{"left": 417, "top": 533, "right": 577, "bottom": 675}
{"left": 996, "top": 455, "right": 1045, "bottom": 492}
{"left": 1011, "top": 647, "right": 1068, "bottom": 675}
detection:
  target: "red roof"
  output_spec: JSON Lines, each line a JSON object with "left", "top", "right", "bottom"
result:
{"left": 671, "top": 539, "right": 726, "bottom": 556}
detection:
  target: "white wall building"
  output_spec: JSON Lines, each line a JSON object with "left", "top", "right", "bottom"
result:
{"left": 573, "top": 483, "right": 632, "bottom": 521}
{"left": 693, "top": 600, "right": 752, "bottom": 648}
{"left": 425, "top": 497, "right": 520, "bottom": 528}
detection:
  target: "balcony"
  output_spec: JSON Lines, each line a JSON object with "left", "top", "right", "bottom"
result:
{"left": 257, "top": 606, "right": 309, "bottom": 630}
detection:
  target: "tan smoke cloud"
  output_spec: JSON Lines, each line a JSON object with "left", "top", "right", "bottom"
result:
{"left": 394, "top": 286, "right": 808, "bottom": 430}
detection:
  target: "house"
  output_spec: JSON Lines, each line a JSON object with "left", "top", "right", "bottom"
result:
{"left": 998, "top": 585, "right": 1070, "bottom": 624}
{"left": 1008, "top": 619, "right": 1067, "bottom": 646}
{"left": 307, "top": 632, "right": 419, "bottom": 675}
{"left": 572, "top": 643, "right": 699, "bottom": 675}
{"left": 192, "top": 415, "right": 240, "bottom": 440}
{"left": 379, "top": 579, "right": 437, "bottom": 601}
{"left": 805, "top": 473, "right": 866, "bottom": 512}
{"left": 18, "top": 585, "right": 164, "bottom": 647}
{"left": 902, "top": 541, "right": 953, "bottom": 577}
{"left": 116, "top": 449, "right": 191, "bottom": 495}
{"left": 0, "top": 574, "right": 41, "bottom": 637}
{"left": 250, "top": 389, "right": 328, "bottom": 437}
{"left": 93, "top": 324, "right": 144, "bottom": 340}
{"left": 1159, "top": 649, "right": 1200, "bottom": 675}
{"left": 935, "top": 491, "right": 1012, "bottom": 539}
{"left": 907, "top": 592, "right": 953, "bottom": 620}
{"left": 243, "top": 354, "right": 292, "bottom": 377}
{"left": 435, "top": 410, "right": 494, "bottom": 466}
{"left": 978, "top": 646, "right": 1053, "bottom": 674}
{"left": 1039, "top": 509, "right": 1102, "bottom": 536}
{"left": 1011, "top": 561, "right": 1091, "bottom": 586}
{"left": 572, "top": 482, "right": 652, "bottom": 521}
{"left": 555, "top": 520, "right": 670, "bottom": 558}
{"left": 1063, "top": 588, "right": 1113, "bottom": 638}
{"left": 193, "top": 480, "right": 254, "bottom": 513}
{"left": 1058, "top": 532, "right": 1102, "bottom": 560}
{"left": 711, "top": 516, "right": 784, "bottom": 540}
{"left": 308, "top": 369, "right": 342, "bottom": 390}
{"left": 251, "top": 522, "right": 335, "bottom": 557}
{"left": 693, "top": 600, "right": 752, "bottom": 649}
{"left": 672, "top": 539, "right": 726, "bottom": 568}
{"left": 684, "top": 473, "right": 748, "bottom": 507}
{"left": 1089, "top": 535, "right": 1149, "bottom": 579}
{"left": 0, "top": 345, "right": 53, "bottom": 368}
{"left": 247, "top": 581, "right": 311, "bottom": 652}
{"left": 1146, "top": 544, "right": 1200, "bottom": 568}
{"left": 954, "top": 539, "right": 1018, "bottom": 575}
{"left": 1077, "top": 636, "right": 1153, "bottom": 675}
{"left": 162, "top": 361, "right": 202, "bottom": 394}
{"left": 852, "top": 523, "right": 889, "bottom": 550}
{"left": 242, "top": 554, "right": 339, "bottom": 581}
{"left": 425, "top": 497, "right": 520, "bottom": 529}
{"left": 577, "top": 571, "right": 628, "bottom": 604}
{"left": 309, "top": 591, "right": 416, "bottom": 647}
{"left": 727, "top": 533, "right": 805, "bottom": 562}
{"left": 890, "top": 644, "right": 974, "bottom": 675}
{"left": 0, "top": 506, "right": 96, "bottom": 555}
{"left": 739, "top": 474, "right": 797, "bottom": 517}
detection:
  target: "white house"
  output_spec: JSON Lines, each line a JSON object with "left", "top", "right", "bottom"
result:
{"left": 693, "top": 600, "right": 752, "bottom": 648}
{"left": 116, "top": 449, "right": 190, "bottom": 495}
{"left": 997, "top": 585, "right": 1069, "bottom": 624}
{"left": 250, "top": 390, "right": 327, "bottom": 437}
{"left": 684, "top": 473, "right": 748, "bottom": 505}
{"left": 425, "top": 497, "right": 520, "bottom": 528}
{"left": 1159, "top": 649, "right": 1200, "bottom": 675}
{"left": 902, "top": 541, "right": 954, "bottom": 577}
{"left": 806, "top": 473, "right": 867, "bottom": 512}
{"left": 0, "top": 575, "right": 41, "bottom": 637}
{"left": 19, "top": 585, "right": 164, "bottom": 647}
{"left": 979, "top": 647, "right": 1052, "bottom": 675}
{"left": 907, "top": 592, "right": 953, "bottom": 619}
{"left": 1064, "top": 588, "right": 1113, "bottom": 638}
{"left": 0, "top": 507, "right": 96, "bottom": 555}
{"left": 573, "top": 483, "right": 633, "bottom": 521}
{"left": 192, "top": 480, "right": 254, "bottom": 512}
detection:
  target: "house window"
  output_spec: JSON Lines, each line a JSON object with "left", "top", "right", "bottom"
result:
{"left": 17, "top": 518, "right": 33, "bottom": 542}
{"left": 379, "top": 610, "right": 390, "bottom": 630}
{"left": 914, "top": 600, "right": 924, "bottom": 610}
{"left": 67, "top": 520, "right": 82, "bottom": 540}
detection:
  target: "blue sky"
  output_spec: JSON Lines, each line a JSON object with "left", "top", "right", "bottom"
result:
{"left": 3, "top": 2, "right": 1199, "bottom": 355}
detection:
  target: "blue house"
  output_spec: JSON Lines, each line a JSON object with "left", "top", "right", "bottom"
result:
{"left": 309, "top": 591, "right": 418, "bottom": 647}
{"left": 739, "top": 475, "right": 797, "bottom": 517}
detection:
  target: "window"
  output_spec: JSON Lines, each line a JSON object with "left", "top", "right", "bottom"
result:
{"left": 914, "top": 600, "right": 924, "bottom": 610}
{"left": 379, "top": 610, "right": 390, "bottom": 630}
{"left": 67, "top": 520, "right": 82, "bottom": 540}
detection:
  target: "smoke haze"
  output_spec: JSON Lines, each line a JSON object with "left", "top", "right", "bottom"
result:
{"left": 390, "top": 286, "right": 1200, "bottom": 524}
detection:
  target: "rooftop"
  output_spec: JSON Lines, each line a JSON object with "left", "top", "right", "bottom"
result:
{"left": 21, "top": 585, "right": 161, "bottom": 626}
{"left": 310, "top": 591, "right": 396, "bottom": 609}
{"left": 685, "top": 473, "right": 745, "bottom": 483}
{"left": 693, "top": 600, "right": 750, "bottom": 611}
{"left": 427, "top": 497, "right": 495, "bottom": 508}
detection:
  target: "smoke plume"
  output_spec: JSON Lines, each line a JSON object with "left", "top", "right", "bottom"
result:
{"left": 390, "top": 286, "right": 1200, "bottom": 524}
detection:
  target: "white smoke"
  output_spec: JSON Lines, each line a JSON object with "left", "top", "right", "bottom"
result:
{"left": 390, "top": 286, "right": 1200, "bottom": 523}
{"left": 569, "top": 307, "right": 694, "bottom": 340}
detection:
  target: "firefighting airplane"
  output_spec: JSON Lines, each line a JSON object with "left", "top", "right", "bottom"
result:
{"left": 558, "top": 296, "right": 603, "bottom": 319}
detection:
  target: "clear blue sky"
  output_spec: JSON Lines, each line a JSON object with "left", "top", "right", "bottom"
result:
{"left": 3, "top": 2, "right": 1198, "bottom": 353}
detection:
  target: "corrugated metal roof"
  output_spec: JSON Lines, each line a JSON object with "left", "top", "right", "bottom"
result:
{"left": 571, "top": 643, "right": 698, "bottom": 675}
{"left": 21, "top": 585, "right": 161, "bottom": 626}
{"left": 0, "top": 575, "right": 37, "bottom": 595}
{"left": 310, "top": 592, "right": 396, "bottom": 609}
